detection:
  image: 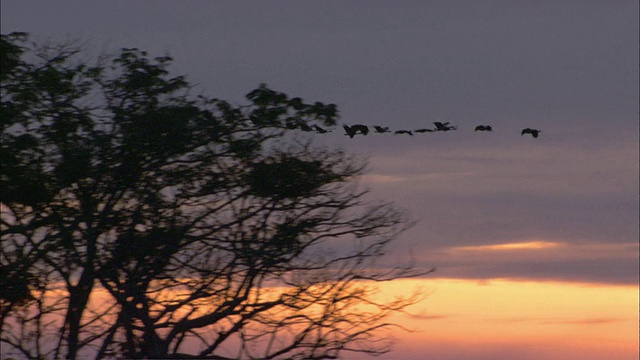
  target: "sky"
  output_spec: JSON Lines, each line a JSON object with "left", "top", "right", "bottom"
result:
{"left": 2, "top": 1, "right": 638, "bottom": 359}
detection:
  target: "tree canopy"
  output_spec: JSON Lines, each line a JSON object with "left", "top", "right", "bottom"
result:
{"left": 1, "top": 32, "right": 429, "bottom": 360}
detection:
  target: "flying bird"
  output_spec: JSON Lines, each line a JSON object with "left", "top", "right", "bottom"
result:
{"left": 343, "top": 124, "right": 369, "bottom": 138}
{"left": 343, "top": 125, "right": 357, "bottom": 138}
{"left": 373, "top": 125, "right": 390, "bottom": 133}
{"left": 394, "top": 130, "right": 413, "bottom": 136}
{"left": 350, "top": 124, "right": 369, "bottom": 135}
{"left": 521, "top": 128, "right": 541, "bottom": 138}
{"left": 474, "top": 125, "right": 493, "bottom": 132}
{"left": 433, "top": 121, "right": 448, "bottom": 130}
{"left": 433, "top": 121, "right": 457, "bottom": 131}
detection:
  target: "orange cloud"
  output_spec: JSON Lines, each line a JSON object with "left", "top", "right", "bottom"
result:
{"left": 538, "top": 317, "right": 625, "bottom": 325}
{"left": 430, "top": 240, "right": 638, "bottom": 264}
{"left": 452, "top": 240, "right": 564, "bottom": 251}
{"left": 404, "top": 313, "right": 452, "bottom": 320}
{"left": 376, "top": 278, "right": 639, "bottom": 360}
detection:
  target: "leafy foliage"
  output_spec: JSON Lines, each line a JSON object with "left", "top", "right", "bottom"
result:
{"left": 1, "top": 33, "right": 428, "bottom": 360}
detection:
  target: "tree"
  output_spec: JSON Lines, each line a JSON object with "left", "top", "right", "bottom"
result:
{"left": 1, "top": 33, "right": 430, "bottom": 360}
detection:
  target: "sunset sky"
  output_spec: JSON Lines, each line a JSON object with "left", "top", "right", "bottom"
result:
{"left": 2, "top": 1, "right": 638, "bottom": 359}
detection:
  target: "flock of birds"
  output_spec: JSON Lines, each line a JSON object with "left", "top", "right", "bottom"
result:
{"left": 286, "top": 121, "right": 542, "bottom": 138}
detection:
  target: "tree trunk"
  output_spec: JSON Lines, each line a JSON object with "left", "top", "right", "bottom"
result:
{"left": 65, "top": 269, "right": 94, "bottom": 360}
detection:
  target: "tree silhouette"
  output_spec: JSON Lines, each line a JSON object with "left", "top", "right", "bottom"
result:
{"left": 1, "top": 33, "right": 429, "bottom": 360}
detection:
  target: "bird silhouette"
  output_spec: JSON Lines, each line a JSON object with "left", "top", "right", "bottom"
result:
{"left": 343, "top": 124, "right": 369, "bottom": 138}
{"left": 322, "top": 121, "right": 545, "bottom": 140}
{"left": 521, "top": 128, "right": 541, "bottom": 138}
{"left": 434, "top": 121, "right": 457, "bottom": 131}
{"left": 351, "top": 124, "right": 369, "bottom": 135}
{"left": 474, "top": 125, "right": 493, "bottom": 131}
{"left": 373, "top": 125, "right": 390, "bottom": 133}
{"left": 394, "top": 130, "right": 413, "bottom": 136}
{"left": 343, "top": 125, "right": 357, "bottom": 138}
